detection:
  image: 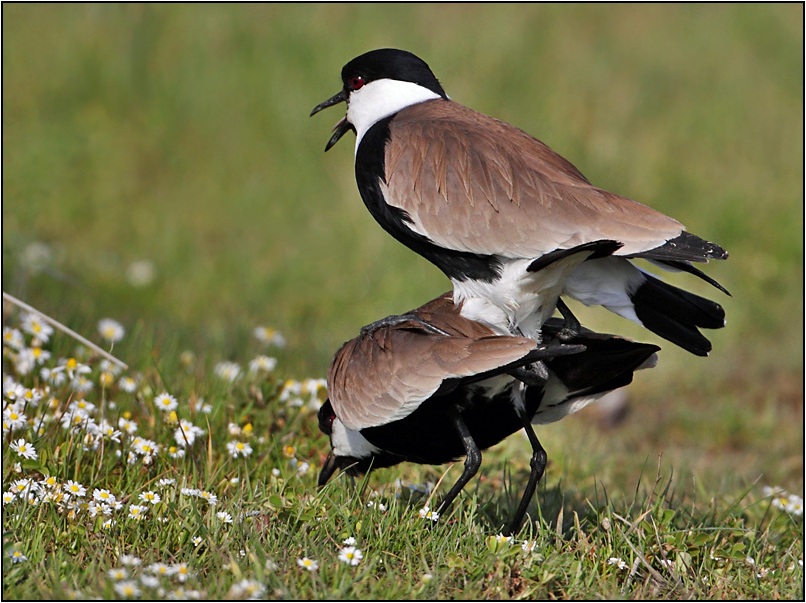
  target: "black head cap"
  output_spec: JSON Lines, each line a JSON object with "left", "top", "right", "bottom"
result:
{"left": 341, "top": 48, "right": 448, "bottom": 99}
{"left": 317, "top": 399, "right": 336, "bottom": 436}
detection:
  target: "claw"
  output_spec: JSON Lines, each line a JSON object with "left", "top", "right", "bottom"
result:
{"left": 509, "top": 362, "right": 549, "bottom": 386}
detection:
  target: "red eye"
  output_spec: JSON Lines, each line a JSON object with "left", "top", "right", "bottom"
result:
{"left": 349, "top": 76, "right": 365, "bottom": 91}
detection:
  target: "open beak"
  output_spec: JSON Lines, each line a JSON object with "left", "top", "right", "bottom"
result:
{"left": 318, "top": 451, "right": 339, "bottom": 487}
{"left": 310, "top": 90, "right": 354, "bottom": 151}
{"left": 310, "top": 89, "right": 346, "bottom": 116}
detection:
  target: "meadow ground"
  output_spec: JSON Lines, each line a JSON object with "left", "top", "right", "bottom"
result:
{"left": 2, "top": 4, "right": 803, "bottom": 599}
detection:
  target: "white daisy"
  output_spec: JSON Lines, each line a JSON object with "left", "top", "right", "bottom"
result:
{"left": 65, "top": 480, "right": 87, "bottom": 497}
{"left": 118, "top": 376, "right": 138, "bottom": 393}
{"left": 297, "top": 557, "right": 318, "bottom": 571}
{"left": 248, "top": 355, "right": 277, "bottom": 374}
{"left": 607, "top": 556, "right": 629, "bottom": 570}
{"left": 98, "top": 318, "right": 125, "bottom": 343}
{"left": 173, "top": 562, "right": 192, "bottom": 583}
{"left": 253, "top": 326, "right": 286, "bottom": 347}
{"left": 521, "top": 539, "right": 538, "bottom": 553}
{"left": 228, "top": 578, "right": 266, "bottom": 599}
{"left": 125, "top": 260, "right": 156, "bottom": 287}
{"left": 3, "top": 408, "right": 28, "bottom": 431}
{"left": 119, "top": 554, "right": 142, "bottom": 566}
{"left": 107, "top": 567, "right": 129, "bottom": 580}
{"left": 113, "top": 580, "right": 141, "bottom": 598}
{"left": 3, "top": 327, "right": 25, "bottom": 350}
{"left": 93, "top": 489, "right": 116, "bottom": 503}
{"left": 154, "top": 392, "right": 178, "bottom": 412}
{"left": 216, "top": 511, "right": 233, "bottom": 524}
{"left": 118, "top": 417, "right": 138, "bottom": 434}
{"left": 10, "top": 438, "right": 38, "bottom": 460}
{"left": 226, "top": 440, "right": 253, "bottom": 458}
{"left": 9, "top": 549, "right": 28, "bottom": 564}
{"left": 174, "top": 419, "right": 205, "bottom": 447}
{"left": 139, "top": 491, "right": 161, "bottom": 505}
{"left": 338, "top": 546, "right": 363, "bottom": 566}
{"left": 214, "top": 361, "right": 242, "bottom": 382}
{"left": 20, "top": 313, "right": 54, "bottom": 342}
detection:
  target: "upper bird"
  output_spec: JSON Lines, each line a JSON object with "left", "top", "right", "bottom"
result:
{"left": 311, "top": 48, "right": 729, "bottom": 355}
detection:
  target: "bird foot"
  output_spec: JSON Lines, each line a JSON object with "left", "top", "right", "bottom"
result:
{"left": 509, "top": 362, "right": 549, "bottom": 386}
{"left": 556, "top": 326, "right": 579, "bottom": 341}
{"left": 360, "top": 313, "right": 449, "bottom": 337}
{"left": 555, "top": 298, "right": 580, "bottom": 341}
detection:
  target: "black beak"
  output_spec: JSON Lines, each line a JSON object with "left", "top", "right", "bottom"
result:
{"left": 311, "top": 90, "right": 353, "bottom": 152}
{"left": 310, "top": 89, "right": 347, "bottom": 117}
{"left": 318, "top": 451, "right": 340, "bottom": 487}
{"left": 324, "top": 117, "right": 355, "bottom": 152}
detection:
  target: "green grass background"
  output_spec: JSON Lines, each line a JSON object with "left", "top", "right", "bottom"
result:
{"left": 3, "top": 3, "right": 802, "bottom": 505}
{"left": 2, "top": 5, "right": 803, "bottom": 599}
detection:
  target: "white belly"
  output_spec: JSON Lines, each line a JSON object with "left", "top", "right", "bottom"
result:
{"left": 453, "top": 255, "right": 588, "bottom": 339}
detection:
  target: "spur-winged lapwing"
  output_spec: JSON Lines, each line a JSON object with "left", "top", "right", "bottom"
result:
{"left": 311, "top": 48, "right": 729, "bottom": 356}
{"left": 317, "top": 293, "right": 659, "bottom": 534}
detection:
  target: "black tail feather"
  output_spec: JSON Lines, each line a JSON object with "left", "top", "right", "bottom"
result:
{"left": 542, "top": 336, "right": 660, "bottom": 398}
{"left": 656, "top": 259, "right": 731, "bottom": 296}
{"left": 630, "top": 273, "right": 726, "bottom": 356}
{"left": 633, "top": 231, "right": 728, "bottom": 263}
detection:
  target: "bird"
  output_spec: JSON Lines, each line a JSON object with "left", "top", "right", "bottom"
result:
{"left": 317, "top": 292, "right": 660, "bottom": 534}
{"left": 311, "top": 48, "right": 729, "bottom": 356}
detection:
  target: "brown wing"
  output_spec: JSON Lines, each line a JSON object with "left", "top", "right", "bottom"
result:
{"left": 327, "top": 313, "right": 536, "bottom": 431}
{"left": 383, "top": 100, "right": 684, "bottom": 258}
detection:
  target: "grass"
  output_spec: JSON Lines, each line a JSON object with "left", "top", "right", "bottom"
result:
{"left": 2, "top": 3, "right": 803, "bottom": 600}
{"left": 2, "top": 305, "right": 803, "bottom": 599}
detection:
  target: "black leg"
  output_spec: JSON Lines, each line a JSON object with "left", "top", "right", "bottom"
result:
{"left": 435, "top": 410, "right": 482, "bottom": 519}
{"left": 506, "top": 402, "right": 548, "bottom": 535}
{"left": 555, "top": 298, "right": 581, "bottom": 341}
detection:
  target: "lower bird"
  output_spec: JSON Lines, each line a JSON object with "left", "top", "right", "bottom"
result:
{"left": 317, "top": 293, "right": 659, "bottom": 534}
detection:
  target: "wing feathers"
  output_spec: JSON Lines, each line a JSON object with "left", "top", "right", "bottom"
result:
{"left": 328, "top": 317, "right": 538, "bottom": 431}
{"left": 384, "top": 100, "right": 687, "bottom": 258}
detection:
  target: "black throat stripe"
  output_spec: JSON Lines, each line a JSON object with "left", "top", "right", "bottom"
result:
{"left": 354, "top": 115, "right": 502, "bottom": 283}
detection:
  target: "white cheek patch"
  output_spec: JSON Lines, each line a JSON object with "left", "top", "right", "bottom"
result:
{"left": 331, "top": 419, "right": 381, "bottom": 459}
{"left": 348, "top": 79, "right": 441, "bottom": 148}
